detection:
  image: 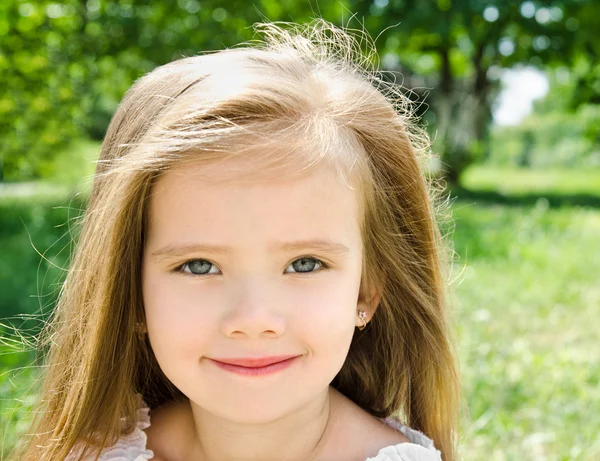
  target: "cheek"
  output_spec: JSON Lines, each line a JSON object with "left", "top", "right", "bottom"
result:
{"left": 290, "top": 276, "right": 359, "bottom": 355}
{"left": 141, "top": 268, "right": 220, "bottom": 361}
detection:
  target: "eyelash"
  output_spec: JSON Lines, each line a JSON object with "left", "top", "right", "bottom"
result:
{"left": 173, "top": 256, "right": 330, "bottom": 276}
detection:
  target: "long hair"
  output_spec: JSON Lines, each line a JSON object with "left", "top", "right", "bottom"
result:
{"left": 17, "top": 19, "right": 460, "bottom": 461}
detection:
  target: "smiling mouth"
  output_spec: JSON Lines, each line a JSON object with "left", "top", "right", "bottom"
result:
{"left": 208, "top": 355, "right": 301, "bottom": 376}
{"left": 209, "top": 355, "right": 301, "bottom": 368}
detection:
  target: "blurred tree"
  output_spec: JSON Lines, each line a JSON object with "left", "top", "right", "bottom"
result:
{"left": 352, "top": 0, "right": 599, "bottom": 182}
{"left": 560, "top": 0, "right": 599, "bottom": 109}
{"left": 487, "top": 66, "right": 600, "bottom": 169}
{"left": 1, "top": 0, "right": 598, "bottom": 182}
{"left": 0, "top": 0, "right": 346, "bottom": 181}
{"left": 1, "top": 1, "right": 88, "bottom": 181}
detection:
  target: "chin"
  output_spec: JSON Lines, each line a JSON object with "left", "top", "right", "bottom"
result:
{"left": 190, "top": 384, "right": 327, "bottom": 425}
{"left": 201, "top": 398, "right": 296, "bottom": 425}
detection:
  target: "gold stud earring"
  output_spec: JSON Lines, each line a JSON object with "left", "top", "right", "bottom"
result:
{"left": 357, "top": 310, "right": 368, "bottom": 330}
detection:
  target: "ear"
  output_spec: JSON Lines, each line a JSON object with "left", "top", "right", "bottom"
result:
{"left": 356, "top": 283, "right": 381, "bottom": 328}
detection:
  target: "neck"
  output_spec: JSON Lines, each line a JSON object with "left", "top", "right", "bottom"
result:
{"left": 186, "top": 386, "right": 336, "bottom": 461}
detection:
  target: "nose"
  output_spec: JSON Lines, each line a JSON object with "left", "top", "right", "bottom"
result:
{"left": 220, "top": 280, "right": 286, "bottom": 339}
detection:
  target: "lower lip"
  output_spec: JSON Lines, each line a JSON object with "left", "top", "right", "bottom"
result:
{"left": 209, "top": 356, "right": 300, "bottom": 376}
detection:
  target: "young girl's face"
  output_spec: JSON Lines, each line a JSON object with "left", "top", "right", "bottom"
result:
{"left": 141, "top": 154, "right": 368, "bottom": 423}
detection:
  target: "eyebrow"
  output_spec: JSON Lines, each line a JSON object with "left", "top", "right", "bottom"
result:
{"left": 151, "top": 239, "right": 351, "bottom": 261}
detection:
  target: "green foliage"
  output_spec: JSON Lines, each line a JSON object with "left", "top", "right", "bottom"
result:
{"left": 3, "top": 0, "right": 599, "bottom": 182}
{"left": 0, "top": 0, "right": 347, "bottom": 181}
{"left": 0, "top": 185, "right": 84, "bottom": 457}
{"left": 0, "top": 187, "right": 87, "bottom": 319}
{"left": 40, "top": 138, "right": 99, "bottom": 184}
{"left": 0, "top": 1, "right": 98, "bottom": 181}
{"left": 486, "top": 66, "right": 600, "bottom": 169}
{"left": 353, "top": 0, "right": 600, "bottom": 181}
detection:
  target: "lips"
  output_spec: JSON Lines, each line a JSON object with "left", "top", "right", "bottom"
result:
{"left": 210, "top": 355, "right": 300, "bottom": 368}
{"left": 208, "top": 355, "right": 301, "bottom": 377}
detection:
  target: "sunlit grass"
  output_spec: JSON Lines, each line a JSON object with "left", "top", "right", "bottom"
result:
{"left": 450, "top": 202, "right": 600, "bottom": 460}
{"left": 0, "top": 344, "right": 37, "bottom": 459}
{"left": 461, "top": 166, "right": 600, "bottom": 196}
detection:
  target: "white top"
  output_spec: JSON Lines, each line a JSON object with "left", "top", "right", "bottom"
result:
{"left": 68, "top": 402, "right": 442, "bottom": 461}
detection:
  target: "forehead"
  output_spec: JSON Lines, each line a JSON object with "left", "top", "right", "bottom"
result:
{"left": 145, "top": 157, "right": 363, "bottom": 249}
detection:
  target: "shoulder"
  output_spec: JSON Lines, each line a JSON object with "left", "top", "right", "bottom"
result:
{"left": 360, "top": 416, "right": 442, "bottom": 461}
{"left": 327, "top": 388, "right": 441, "bottom": 461}
{"left": 144, "top": 399, "right": 195, "bottom": 461}
{"left": 365, "top": 418, "right": 443, "bottom": 461}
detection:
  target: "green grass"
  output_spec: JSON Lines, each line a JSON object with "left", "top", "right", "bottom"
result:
{"left": 1, "top": 164, "right": 599, "bottom": 459}
{"left": 0, "top": 343, "right": 37, "bottom": 458}
{"left": 449, "top": 203, "right": 600, "bottom": 460}
{"left": 0, "top": 191, "right": 82, "bottom": 458}
{"left": 461, "top": 166, "right": 600, "bottom": 196}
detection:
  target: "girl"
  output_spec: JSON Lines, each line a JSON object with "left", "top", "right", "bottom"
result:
{"left": 17, "top": 19, "right": 460, "bottom": 461}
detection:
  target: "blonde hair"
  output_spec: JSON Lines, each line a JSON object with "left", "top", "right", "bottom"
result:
{"left": 17, "top": 19, "right": 460, "bottom": 461}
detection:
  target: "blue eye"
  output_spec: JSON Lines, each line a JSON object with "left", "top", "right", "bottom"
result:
{"left": 286, "top": 257, "right": 326, "bottom": 273}
{"left": 176, "top": 257, "right": 328, "bottom": 276}
{"left": 180, "top": 259, "right": 220, "bottom": 275}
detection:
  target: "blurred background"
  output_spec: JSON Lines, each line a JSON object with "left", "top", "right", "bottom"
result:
{"left": 0, "top": 0, "right": 598, "bottom": 459}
